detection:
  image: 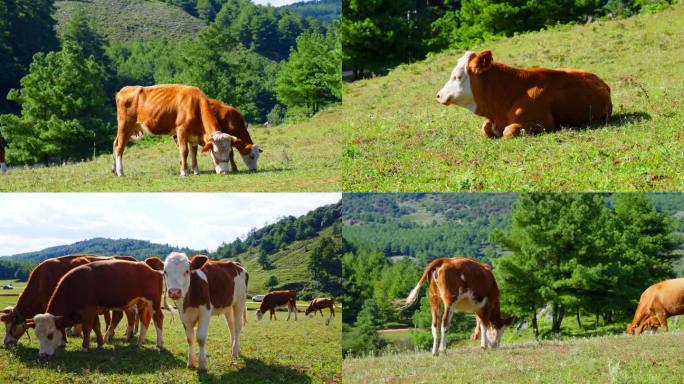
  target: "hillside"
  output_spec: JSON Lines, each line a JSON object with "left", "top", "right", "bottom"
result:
{"left": 341, "top": 4, "right": 684, "bottom": 191}
{"left": 54, "top": 0, "right": 206, "bottom": 42}
{"left": 283, "top": 0, "right": 341, "bottom": 24}
{"left": 5, "top": 238, "right": 203, "bottom": 261}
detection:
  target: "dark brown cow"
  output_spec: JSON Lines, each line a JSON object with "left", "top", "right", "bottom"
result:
{"left": 256, "top": 290, "right": 298, "bottom": 321}
{"left": 402, "top": 257, "right": 513, "bottom": 356}
{"left": 113, "top": 84, "right": 237, "bottom": 177}
{"left": 626, "top": 278, "right": 684, "bottom": 335}
{"left": 305, "top": 297, "right": 335, "bottom": 317}
{"left": 27, "top": 259, "right": 164, "bottom": 357}
{"left": 436, "top": 50, "right": 612, "bottom": 137}
{"left": 1, "top": 255, "right": 139, "bottom": 346}
{"left": 163, "top": 252, "right": 248, "bottom": 371}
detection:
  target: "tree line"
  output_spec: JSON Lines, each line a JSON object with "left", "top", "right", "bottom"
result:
{"left": 342, "top": 0, "right": 676, "bottom": 78}
{"left": 342, "top": 193, "right": 683, "bottom": 356}
{"left": 0, "top": 0, "right": 341, "bottom": 165}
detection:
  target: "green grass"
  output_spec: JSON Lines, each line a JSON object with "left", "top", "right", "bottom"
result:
{"left": 0, "top": 109, "right": 341, "bottom": 191}
{"left": 343, "top": 332, "right": 684, "bottom": 383}
{"left": 54, "top": 0, "right": 206, "bottom": 42}
{"left": 341, "top": 5, "right": 684, "bottom": 191}
{"left": 0, "top": 279, "right": 26, "bottom": 309}
{"left": 0, "top": 295, "right": 342, "bottom": 383}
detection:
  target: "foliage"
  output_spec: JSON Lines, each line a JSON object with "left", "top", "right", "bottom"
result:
{"left": 342, "top": 299, "right": 387, "bottom": 356}
{"left": 0, "top": 259, "right": 36, "bottom": 280}
{"left": 266, "top": 275, "right": 279, "bottom": 290}
{"left": 275, "top": 29, "right": 342, "bottom": 117}
{"left": 283, "top": 0, "right": 342, "bottom": 24}
{"left": 267, "top": 104, "right": 286, "bottom": 125}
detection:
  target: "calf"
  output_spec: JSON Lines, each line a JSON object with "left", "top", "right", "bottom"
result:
{"left": 305, "top": 297, "right": 335, "bottom": 317}
{"left": 402, "top": 257, "right": 513, "bottom": 356}
{"left": 113, "top": 84, "right": 237, "bottom": 177}
{"left": 27, "top": 259, "right": 164, "bottom": 357}
{"left": 1, "top": 254, "right": 138, "bottom": 346}
{"left": 164, "top": 253, "right": 248, "bottom": 371}
{"left": 256, "top": 290, "right": 298, "bottom": 321}
{"left": 626, "top": 278, "right": 684, "bottom": 335}
{"left": 436, "top": 50, "right": 612, "bottom": 137}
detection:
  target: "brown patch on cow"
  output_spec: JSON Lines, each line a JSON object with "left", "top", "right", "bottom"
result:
{"left": 626, "top": 278, "right": 684, "bottom": 334}
{"left": 207, "top": 98, "right": 253, "bottom": 154}
{"left": 184, "top": 258, "right": 245, "bottom": 311}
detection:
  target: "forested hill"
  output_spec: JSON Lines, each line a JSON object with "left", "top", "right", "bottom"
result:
{"left": 283, "top": 0, "right": 341, "bottom": 24}
{"left": 343, "top": 193, "right": 684, "bottom": 264}
{"left": 5, "top": 238, "right": 204, "bottom": 261}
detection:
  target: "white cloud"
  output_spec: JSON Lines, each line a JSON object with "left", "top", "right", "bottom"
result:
{"left": 0, "top": 193, "right": 341, "bottom": 256}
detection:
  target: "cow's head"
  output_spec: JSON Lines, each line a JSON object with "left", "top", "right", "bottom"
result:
{"left": 486, "top": 316, "right": 514, "bottom": 348}
{"left": 29, "top": 314, "right": 70, "bottom": 358}
{"left": 436, "top": 50, "right": 493, "bottom": 111}
{"left": 2, "top": 306, "right": 28, "bottom": 346}
{"left": 305, "top": 303, "right": 315, "bottom": 316}
{"left": 240, "top": 144, "right": 262, "bottom": 172}
{"left": 202, "top": 132, "right": 237, "bottom": 175}
{"left": 164, "top": 252, "right": 208, "bottom": 302}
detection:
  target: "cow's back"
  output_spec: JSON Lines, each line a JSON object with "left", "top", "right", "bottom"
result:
{"left": 203, "top": 260, "right": 246, "bottom": 309}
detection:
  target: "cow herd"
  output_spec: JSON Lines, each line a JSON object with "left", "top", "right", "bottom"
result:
{"left": 402, "top": 257, "right": 684, "bottom": 357}
{"left": 1, "top": 253, "right": 337, "bottom": 372}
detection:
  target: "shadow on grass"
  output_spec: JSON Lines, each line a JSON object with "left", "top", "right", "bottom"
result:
{"left": 549, "top": 111, "right": 651, "bottom": 134}
{"left": 195, "top": 166, "right": 293, "bottom": 176}
{"left": 197, "top": 357, "right": 312, "bottom": 384}
{"left": 9, "top": 342, "right": 185, "bottom": 374}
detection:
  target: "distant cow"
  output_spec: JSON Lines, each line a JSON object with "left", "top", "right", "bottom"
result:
{"left": 164, "top": 253, "right": 248, "bottom": 371}
{"left": 113, "top": 84, "right": 237, "bottom": 177}
{"left": 305, "top": 297, "right": 335, "bottom": 317}
{"left": 256, "top": 290, "right": 298, "bottom": 321}
{"left": 436, "top": 50, "right": 612, "bottom": 137}
{"left": 1, "top": 255, "right": 140, "bottom": 347}
{"left": 626, "top": 278, "right": 684, "bottom": 335}
{"left": 27, "top": 259, "right": 164, "bottom": 358}
{"left": 402, "top": 257, "right": 513, "bottom": 356}
{"left": 0, "top": 132, "right": 6, "bottom": 175}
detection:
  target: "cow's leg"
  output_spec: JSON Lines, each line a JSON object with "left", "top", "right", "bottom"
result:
{"left": 176, "top": 130, "right": 190, "bottom": 177}
{"left": 319, "top": 309, "right": 324, "bottom": 317}
{"left": 105, "top": 310, "right": 123, "bottom": 343}
{"left": 189, "top": 144, "right": 200, "bottom": 175}
{"left": 502, "top": 123, "right": 524, "bottom": 138}
{"left": 124, "top": 307, "right": 136, "bottom": 341}
{"left": 226, "top": 305, "right": 243, "bottom": 358}
{"left": 183, "top": 322, "right": 197, "bottom": 369}
{"left": 71, "top": 324, "right": 83, "bottom": 337}
{"left": 138, "top": 303, "right": 151, "bottom": 345}
{"left": 113, "top": 128, "right": 132, "bottom": 177}
{"left": 271, "top": 308, "right": 276, "bottom": 320}
{"left": 470, "top": 317, "right": 481, "bottom": 341}
{"left": 478, "top": 316, "right": 490, "bottom": 349}
{"left": 439, "top": 301, "right": 454, "bottom": 354}
{"left": 81, "top": 311, "right": 95, "bottom": 352}
{"left": 481, "top": 119, "right": 496, "bottom": 138}
{"left": 93, "top": 315, "right": 104, "bottom": 348}
{"left": 429, "top": 294, "right": 440, "bottom": 356}
{"left": 152, "top": 302, "right": 164, "bottom": 349}
{"left": 655, "top": 312, "right": 668, "bottom": 332}
{"left": 229, "top": 149, "right": 238, "bottom": 173}
{"left": 196, "top": 311, "right": 210, "bottom": 371}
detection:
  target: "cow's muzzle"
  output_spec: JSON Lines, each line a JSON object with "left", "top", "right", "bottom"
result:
{"left": 167, "top": 288, "right": 182, "bottom": 300}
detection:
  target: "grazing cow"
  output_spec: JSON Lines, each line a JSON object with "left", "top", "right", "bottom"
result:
{"left": 27, "top": 259, "right": 164, "bottom": 358}
{"left": 402, "top": 257, "right": 514, "bottom": 356}
{"left": 305, "top": 297, "right": 335, "bottom": 317}
{"left": 1, "top": 255, "right": 139, "bottom": 346}
{"left": 256, "top": 290, "right": 298, "bottom": 321}
{"left": 436, "top": 50, "right": 612, "bottom": 137}
{"left": 0, "top": 132, "right": 6, "bottom": 175}
{"left": 164, "top": 253, "right": 248, "bottom": 371}
{"left": 208, "top": 98, "right": 261, "bottom": 172}
{"left": 626, "top": 278, "right": 684, "bottom": 335}
{"left": 113, "top": 84, "right": 238, "bottom": 177}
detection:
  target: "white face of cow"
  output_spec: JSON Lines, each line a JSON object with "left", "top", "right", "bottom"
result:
{"left": 436, "top": 51, "right": 476, "bottom": 111}
{"left": 207, "top": 132, "right": 235, "bottom": 175}
{"left": 164, "top": 252, "right": 192, "bottom": 301}
{"left": 33, "top": 314, "right": 64, "bottom": 358}
{"left": 241, "top": 145, "right": 261, "bottom": 172}
{"left": 487, "top": 327, "right": 504, "bottom": 348}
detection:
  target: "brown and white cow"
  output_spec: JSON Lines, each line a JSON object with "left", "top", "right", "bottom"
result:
{"left": 163, "top": 252, "right": 248, "bottom": 371}
{"left": 256, "top": 290, "right": 298, "bottom": 321}
{"left": 113, "top": 84, "right": 238, "bottom": 177}
{"left": 0, "top": 132, "right": 7, "bottom": 175}
{"left": 402, "top": 257, "right": 513, "bottom": 356}
{"left": 1, "top": 254, "right": 141, "bottom": 346}
{"left": 305, "top": 297, "right": 335, "bottom": 325}
{"left": 27, "top": 259, "right": 165, "bottom": 358}
{"left": 208, "top": 98, "right": 261, "bottom": 172}
{"left": 626, "top": 278, "right": 684, "bottom": 335}
{"left": 436, "top": 50, "right": 612, "bottom": 137}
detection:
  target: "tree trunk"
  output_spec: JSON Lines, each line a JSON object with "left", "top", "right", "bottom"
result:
{"left": 532, "top": 313, "right": 539, "bottom": 340}
{"left": 576, "top": 310, "right": 582, "bottom": 329}
{"left": 551, "top": 304, "right": 565, "bottom": 334}
{"left": 595, "top": 311, "right": 599, "bottom": 329}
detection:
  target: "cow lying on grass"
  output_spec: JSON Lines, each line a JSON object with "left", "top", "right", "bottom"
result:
{"left": 626, "top": 278, "right": 684, "bottom": 335}
{"left": 256, "top": 290, "right": 298, "bottom": 321}
{"left": 2, "top": 255, "right": 141, "bottom": 347}
{"left": 402, "top": 257, "right": 513, "bottom": 356}
{"left": 164, "top": 253, "right": 248, "bottom": 371}
{"left": 114, "top": 84, "right": 237, "bottom": 177}
{"left": 436, "top": 50, "right": 612, "bottom": 137}
{"left": 27, "top": 259, "right": 165, "bottom": 358}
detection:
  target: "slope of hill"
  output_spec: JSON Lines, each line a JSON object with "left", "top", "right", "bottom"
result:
{"left": 54, "top": 0, "right": 206, "bottom": 42}
{"left": 283, "top": 0, "right": 341, "bottom": 24}
{"left": 5, "top": 238, "right": 203, "bottom": 261}
{"left": 341, "top": 4, "right": 684, "bottom": 191}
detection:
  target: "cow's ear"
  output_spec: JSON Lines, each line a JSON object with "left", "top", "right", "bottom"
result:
{"left": 471, "top": 50, "right": 493, "bottom": 74}
{"left": 190, "top": 255, "right": 208, "bottom": 270}
{"left": 144, "top": 257, "right": 164, "bottom": 271}
{"left": 201, "top": 141, "right": 213, "bottom": 153}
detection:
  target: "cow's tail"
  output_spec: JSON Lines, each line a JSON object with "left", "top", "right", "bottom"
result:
{"left": 401, "top": 258, "right": 446, "bottom": 310}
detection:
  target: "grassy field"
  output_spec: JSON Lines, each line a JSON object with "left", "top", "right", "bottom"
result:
{"left": 0, "top": 108, "right": 341, "bottom": 191}
{"left": 341, "top": 5, "right": 684, "bottom": 191}
{"left": 0, "top": 288, "right": 342, "bottom": 383}
{"left": 344, "top": 332, "right": 684, "bottom": 383}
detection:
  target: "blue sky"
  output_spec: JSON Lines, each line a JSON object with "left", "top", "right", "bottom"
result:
{"left": 252, "top": 0, "right": 300, "bottom": 6}
{"left": 0, "top": 193, "right": 341, "bottom": 256}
